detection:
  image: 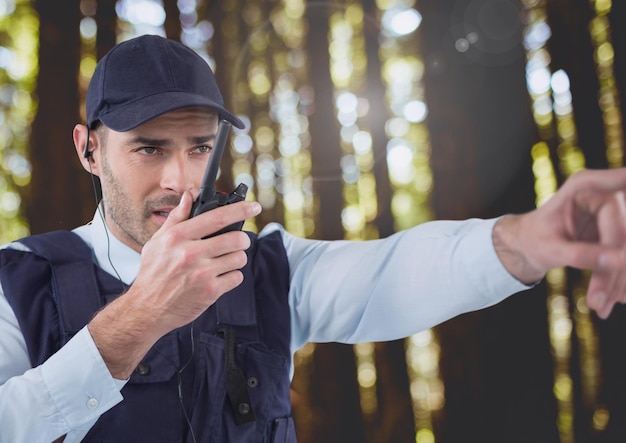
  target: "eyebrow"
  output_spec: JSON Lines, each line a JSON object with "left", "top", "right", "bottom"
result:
{"left": 127, "top": 134, "right": 217, "bottom": 146}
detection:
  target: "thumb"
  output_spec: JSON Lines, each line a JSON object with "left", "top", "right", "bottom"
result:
{"left": 158, "top": 191, "right": 193, "bottom": 233}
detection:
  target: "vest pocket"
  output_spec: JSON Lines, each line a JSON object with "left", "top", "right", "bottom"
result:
{"left": 190, "top": 333, "right": 294, "bottom": 442}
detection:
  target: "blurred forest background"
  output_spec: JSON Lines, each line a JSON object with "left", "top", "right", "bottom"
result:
{"left": 1, "top": 0, "right": 626, "bottom": 442}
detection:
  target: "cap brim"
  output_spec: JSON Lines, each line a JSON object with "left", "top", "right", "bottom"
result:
{"left": 97, "top": 91, "right": 245, "bottom": 131}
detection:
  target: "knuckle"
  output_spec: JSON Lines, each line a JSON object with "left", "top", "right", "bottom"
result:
{"left": 204, "top": 280, "right": 218, "bottom": 295}
{"left": 211, "top": 207, "right": 229, "bottom": 226}
{"left": 173, "top": 245, "right": 196, "bottom": 265}
{"left": 183, "top": 249, "right": 197, "bottom": 264}
{"left": 162, "top": 229, "right": 184, "bottom": 249}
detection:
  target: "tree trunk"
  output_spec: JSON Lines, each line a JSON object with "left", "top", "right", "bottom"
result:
{"left": 95, "top": 0, "right": 117, "bottom": 59}
{"left": 28, "top": 0, "right": 90, "bottom": 233}
{"left": 546, "top": 0, "right": 607, "bottom": 170}
{"left": 163, "top": 0, "right": 181, "bottom": 41}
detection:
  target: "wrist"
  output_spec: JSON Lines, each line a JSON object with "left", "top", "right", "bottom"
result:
{"left": 492, "top": 214, "right": 545, "bottom": 286}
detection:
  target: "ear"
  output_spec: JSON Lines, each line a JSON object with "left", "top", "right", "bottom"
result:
{"left": 73, "top": 124, "right": 100, "bottom": 176}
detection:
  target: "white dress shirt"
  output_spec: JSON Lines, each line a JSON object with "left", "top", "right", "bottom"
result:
{"left": 0, "top": 211, "right": 529, "bottom": 442}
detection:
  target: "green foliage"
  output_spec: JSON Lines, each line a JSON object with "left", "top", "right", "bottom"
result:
{"left": 0, "top": 0, "right": 38, "bottom": 243}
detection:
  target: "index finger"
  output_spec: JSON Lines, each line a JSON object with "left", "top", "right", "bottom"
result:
{"left": 183, "top": 200, "right": 262, "bottom": 240}
{"left": 568, "top": 168, "right": 626, "bottom": 190}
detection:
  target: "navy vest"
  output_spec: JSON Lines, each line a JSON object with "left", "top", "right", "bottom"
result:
{"left": 0, "top": 230, "right": 296, "bottom": 443}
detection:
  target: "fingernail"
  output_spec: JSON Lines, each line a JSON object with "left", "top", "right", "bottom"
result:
{"left": 599, "top": 303, "right": 612, "bottom": 320}
{"left": 251, "top": 202, "right": 262, "bottom": 215}
{"left": 180, "top": 191, "right": 189, "bottom": 205}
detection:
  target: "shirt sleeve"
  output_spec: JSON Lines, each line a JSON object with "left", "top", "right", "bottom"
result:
{"left": 0, "top": 287, "right": 126, "bottom": 443}
{"left": 260, "top": 218, "right": 531, "bottom": 353}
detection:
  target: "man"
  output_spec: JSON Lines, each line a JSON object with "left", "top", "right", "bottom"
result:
{"left": 0, "top": 34, "right": 625, "bottom": 443}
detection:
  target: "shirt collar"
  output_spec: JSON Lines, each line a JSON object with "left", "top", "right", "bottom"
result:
{"left": 72, "top": 205, "right": 141, "bottom": 285}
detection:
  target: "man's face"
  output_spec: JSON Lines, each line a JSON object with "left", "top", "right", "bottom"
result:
{"left": 96, "top": 108, "right": 220, "bottom": 252}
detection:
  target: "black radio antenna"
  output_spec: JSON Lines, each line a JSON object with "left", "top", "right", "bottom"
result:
{"left": 195, "top": 119, "right": 232, "bottom": 207}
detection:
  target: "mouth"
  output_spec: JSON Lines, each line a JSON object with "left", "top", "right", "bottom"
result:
{"left": 151, "top": 207, "right": 174, "bottom": 224}
{"left": 146, "top": 194, "right": 182, "bottom": 224}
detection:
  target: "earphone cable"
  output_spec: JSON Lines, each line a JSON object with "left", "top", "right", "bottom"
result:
{"left": 88, "top": 163, "right": 125, "bottom": 288}
{"left": 87, "top": 155, "right": 197, "bottom": 443}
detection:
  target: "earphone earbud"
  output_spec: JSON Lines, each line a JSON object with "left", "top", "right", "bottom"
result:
{"left": 83, "top": 126, "right": 93, "bottom": 159}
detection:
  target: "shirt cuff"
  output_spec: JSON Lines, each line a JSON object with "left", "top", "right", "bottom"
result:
{"left": 40, "top": 326, "right": 125, "bottom": 429}
{"left": 464, "top": 217, "right": 534, "bottom": 304}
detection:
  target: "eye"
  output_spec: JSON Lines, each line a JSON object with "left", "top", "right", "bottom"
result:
{"left": 194, "top": 145, "right": 212, "bottom": 154}
{"left": 137, "top": 146, "right": 159, "bottom": 155}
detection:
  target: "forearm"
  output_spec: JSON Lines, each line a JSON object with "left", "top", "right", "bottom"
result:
{"left": 282, "top": 218, "right": 531, "bottom": 349}
{"left": 87, "top": 289, "right": 166, "bottom": 380}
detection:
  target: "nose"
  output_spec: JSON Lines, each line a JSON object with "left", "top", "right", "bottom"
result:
{"left": 160, "top": 154, "right": 194, "bottom": 194}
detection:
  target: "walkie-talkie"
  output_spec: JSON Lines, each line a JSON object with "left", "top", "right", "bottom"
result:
{"left": 190, "top": 119, "right": 248, "bottom": 236}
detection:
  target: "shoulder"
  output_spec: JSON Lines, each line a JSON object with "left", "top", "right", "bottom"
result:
{"left": 0, "top": 231, "right": 91, "bottom": 264}
{"left": 258, "top": 222, "right": 285, "bottom": 239}
{"left": 245, "top": 223, "right": 289, "bottom": 264}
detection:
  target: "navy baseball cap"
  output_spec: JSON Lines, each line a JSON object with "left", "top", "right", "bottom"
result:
{"left": 86, "top": 34, "right": 244, "bottom": 131}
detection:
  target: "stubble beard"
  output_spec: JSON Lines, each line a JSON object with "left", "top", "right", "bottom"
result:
{"left": 99, "top": 153, "right": 181, "bottom": 249}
